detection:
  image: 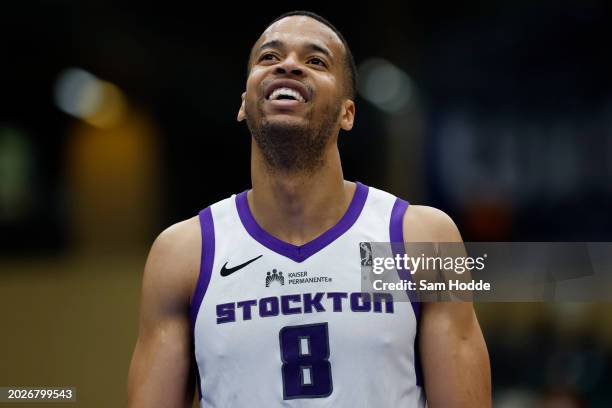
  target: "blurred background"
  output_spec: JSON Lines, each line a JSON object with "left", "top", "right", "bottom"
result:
{"left": 1, "top": 1, "right": 611, "bottom": 406}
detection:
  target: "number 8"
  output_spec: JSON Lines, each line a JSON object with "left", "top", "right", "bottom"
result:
{"left": 279, "top": 322, "right": 333, "bottom": 399}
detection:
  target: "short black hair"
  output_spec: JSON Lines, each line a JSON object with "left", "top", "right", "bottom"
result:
{"left": 248, "top": 10, "right": 357, "bottom": 99}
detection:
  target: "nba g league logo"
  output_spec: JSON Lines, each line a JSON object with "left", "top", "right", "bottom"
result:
{"left": 360, "top": 242, "right": 373, "bottom": 266}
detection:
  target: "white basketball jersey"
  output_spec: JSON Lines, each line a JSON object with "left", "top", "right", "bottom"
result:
{"left": 190, "top": 182, "right": 425, "bottom": 407}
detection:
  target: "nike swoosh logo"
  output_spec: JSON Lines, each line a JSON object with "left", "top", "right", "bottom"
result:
{"left": 220, "top": 255, "right": 263, "bottom": 277}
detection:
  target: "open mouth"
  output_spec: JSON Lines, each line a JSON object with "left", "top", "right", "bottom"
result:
{"left": 267, "top": 87, "right": 306, "bottom": 103}
{"left": 264, "top": 80, "right": 310, "bottom": 104}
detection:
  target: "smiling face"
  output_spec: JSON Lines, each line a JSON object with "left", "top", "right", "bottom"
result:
{"left": 238, "top": 15, "right": 355, "bottom": 174}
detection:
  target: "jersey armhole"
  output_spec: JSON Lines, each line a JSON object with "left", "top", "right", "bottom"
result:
{"left": 190, "top": 206, "right": 216, "bottom": 331}
{"left": 189, "top": 206, "right": 215, "bottom": 401}
{"left": 389, "top": 197, "right": 424, "bottom": 388}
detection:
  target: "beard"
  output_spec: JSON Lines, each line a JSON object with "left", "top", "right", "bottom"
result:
{"left": 245, "top": 100, "right": 341, "bottom": 174}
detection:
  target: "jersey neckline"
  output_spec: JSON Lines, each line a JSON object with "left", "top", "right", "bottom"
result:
{"left": 235, "top": 182, "right": 369, "bottom": 263}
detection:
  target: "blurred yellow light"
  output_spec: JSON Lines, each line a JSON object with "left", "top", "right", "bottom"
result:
{"left": 54, "top": 67, "right": 128, "bottom": 129}
{"left": 83, "top": 81, "right": 127, "bottom": 129}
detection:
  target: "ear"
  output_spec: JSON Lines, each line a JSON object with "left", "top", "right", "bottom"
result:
{"left": 237, "top": 92, "right": 246, "bottom": 122}
{"left": 339, "top": 99, "right": 355, "bottom": 131}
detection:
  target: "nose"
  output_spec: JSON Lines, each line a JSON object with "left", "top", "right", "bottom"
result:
{"left": 275, "top": 54, "right": 303, "bottom": 76}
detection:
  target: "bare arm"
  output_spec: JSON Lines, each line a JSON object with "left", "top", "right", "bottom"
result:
{"left": 404, "top": 206, "right": 491, "bottom": 407}
{"left": 128, "top": 218, "right": 201, "bottom": 408}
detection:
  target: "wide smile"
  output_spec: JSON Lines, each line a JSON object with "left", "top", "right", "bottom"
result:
{"left": 263, "top": 79, "right": 311, "bottom": 110}
{"left": 267, "top": 87, "right": 306, "bottom": 103}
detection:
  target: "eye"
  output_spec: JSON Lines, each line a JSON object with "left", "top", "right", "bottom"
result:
{"left": 259, "top": 53, "right": 278, "bottom": 62}
{"left": 308, "top": 57, "right": 327, "bottom": 67}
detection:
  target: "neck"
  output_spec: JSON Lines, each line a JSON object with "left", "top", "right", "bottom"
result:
{"left": 249, "top": 138, "right": 355, "bottom": 246}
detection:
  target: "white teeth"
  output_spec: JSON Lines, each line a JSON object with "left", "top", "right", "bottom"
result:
{"left": 269, "top": 87, "right": 305, "bottom": 102}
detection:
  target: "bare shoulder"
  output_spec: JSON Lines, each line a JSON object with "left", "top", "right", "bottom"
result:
{"left": 151, "top": 216, "right": 201, "bottom": 258}
{"left": 403, "top": 204, "right": 463, "bottom": 243}
{"left": 143, "top": 216, "right": 202, "bottom": 307}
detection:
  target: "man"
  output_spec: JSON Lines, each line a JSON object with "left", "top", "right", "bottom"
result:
{"left": 128, "top": 11, "right": 491, "bottom": 407}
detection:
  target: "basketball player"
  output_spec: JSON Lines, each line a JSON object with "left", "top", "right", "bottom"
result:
{"left": 128, "top": 11, "right": 491, "bottom": 407}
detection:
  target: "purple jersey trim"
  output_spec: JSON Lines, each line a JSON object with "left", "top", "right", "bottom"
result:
{"left": 389, "top": 197, "right": 424, "bottom": 388}
{"left": 190, "top": 206, "right": 216, "bottom": 400}
{"left": 235, "top": 182, "right": 369, "bottom": 263}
